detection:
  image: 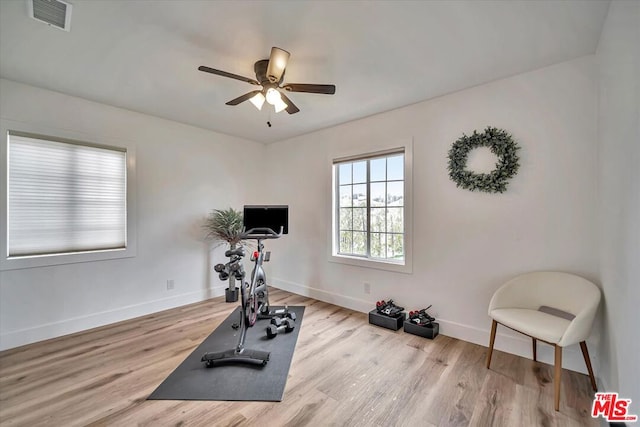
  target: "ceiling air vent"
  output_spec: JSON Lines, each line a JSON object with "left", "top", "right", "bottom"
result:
{"left": 28, "top": 0, "right": 72, "bottom": 32}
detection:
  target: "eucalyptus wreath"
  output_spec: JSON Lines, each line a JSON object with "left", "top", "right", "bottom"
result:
{"left": 447, "top": 126, "right": 520, "bottom": 193}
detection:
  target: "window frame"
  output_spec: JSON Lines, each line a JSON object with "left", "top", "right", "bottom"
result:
{"left": 329, "top": 138, "right": 413, "bottom": 274}
{"left": 1, "top": 121, "right": 137, "bottom": 271}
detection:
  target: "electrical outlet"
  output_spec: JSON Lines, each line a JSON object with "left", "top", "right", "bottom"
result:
{"left": 364, "top": 282, "right": 371, "bottom": 294}
{"left": 166, "top": 279, "right": 175, "bottom": 290}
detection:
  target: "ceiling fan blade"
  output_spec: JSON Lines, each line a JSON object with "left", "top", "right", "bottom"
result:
{"left": 282, "top": 83, "right": 336, "bottom": 95}
{"left": 279, "top": 92, "right": 300, "bottom": 114}
{"left": 225, "top": 90, "right": 262, "bottom": 106}
{"left": 266, "top": 47, "right": 290, "bottom": 83}
{"left": 198, "top": 66, "right": 260, "bottom": 85}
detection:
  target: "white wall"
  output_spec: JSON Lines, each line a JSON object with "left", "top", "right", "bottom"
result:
{"left": 596, "top": 0, "right": 640, "bottom": 403}
{"left": 0, "top": 79, "right": 266, "bottom": 350}
{"left": 3, "top": 47, "right": 627, "bottom": 386}
{"left": 265, "top": 56, "right": 600, "bottom": 373}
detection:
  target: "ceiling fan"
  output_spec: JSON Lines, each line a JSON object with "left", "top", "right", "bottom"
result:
{"left": 198, "top": 47, "right": 336, "bottom": 115}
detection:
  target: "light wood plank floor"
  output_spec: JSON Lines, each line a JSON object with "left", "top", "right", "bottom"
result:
{"left": 0, "top": 288, "right": 598, "bottom": 426}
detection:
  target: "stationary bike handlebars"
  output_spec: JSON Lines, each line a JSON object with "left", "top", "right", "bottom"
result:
{"left": 241, "top": 227, "right": 283, "bottom": 240}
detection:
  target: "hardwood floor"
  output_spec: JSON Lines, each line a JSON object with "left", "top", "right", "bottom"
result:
{"left": 0, "top": 288, "right": 598, "bottom": 426}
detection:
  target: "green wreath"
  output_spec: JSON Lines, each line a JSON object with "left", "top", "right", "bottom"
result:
{"left": 447, "top": 126, "right": 520, "bottom": 193}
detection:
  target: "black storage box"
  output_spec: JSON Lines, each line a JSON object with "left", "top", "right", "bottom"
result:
{"left": 369, "top": 309, "right": 406, "bottom": 331}
{"left": 403, "top": 320, "right": 439, "bottom": 339}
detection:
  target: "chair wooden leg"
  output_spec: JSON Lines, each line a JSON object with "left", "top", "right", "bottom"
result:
{"left": 486, "top": 320, "right": 497, "bottom": 369}
{"left": 554, "top": 345, "right": 562, "bottom": 411}
{"left": 532, "top": 338, "right": 537, "bottom": 361}
{"left": 580, "top": 341, "right": 597, "bottom": 391}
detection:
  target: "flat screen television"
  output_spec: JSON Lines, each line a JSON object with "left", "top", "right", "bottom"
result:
{"left": 243, "top": 205, "right": 289, "bottom": 234}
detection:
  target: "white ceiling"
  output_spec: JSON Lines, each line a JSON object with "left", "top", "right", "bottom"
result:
{"left": 0, "top": 0, "right": 610, "bottom": 144}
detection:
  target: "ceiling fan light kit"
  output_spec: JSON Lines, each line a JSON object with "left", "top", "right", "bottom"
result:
{"left": 199, "top": 46, "right": 336, "bottom": 116}
{"left": 265, "top": 88, "right": 282, "bottom": 105}
{"left": 273, "top": 98, "right": 288, "bottom": 113}
{"left": 249, "top": 92, "right": 266, "bottom": 110}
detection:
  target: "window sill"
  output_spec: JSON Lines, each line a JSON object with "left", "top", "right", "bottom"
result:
{"left": 329, "top": 253, "right": 412, "bottom": 274}
{"left": 0, "top": 246, "right": 136, "bottom": 271}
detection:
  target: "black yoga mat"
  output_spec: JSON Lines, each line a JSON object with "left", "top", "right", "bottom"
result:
{"left": 148, "top": 305, "right": 305, "bottom": 402}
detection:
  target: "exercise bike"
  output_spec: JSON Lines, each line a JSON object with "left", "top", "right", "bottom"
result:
{"left": 201, "top": 226, "right": 282, "bottom": 367}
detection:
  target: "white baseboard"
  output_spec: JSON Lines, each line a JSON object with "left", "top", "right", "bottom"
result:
{"left": 272, "top": 277, "right": 373, "bottom": 313}
{"left": 271, "top": 277, "right": 595, "bottom": 375}
{"left": 0, "top": 285, "right": 226, "bottom": 351}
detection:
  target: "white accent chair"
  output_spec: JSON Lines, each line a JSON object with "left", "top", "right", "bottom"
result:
{"left": 486, "top": 271, "right": 601, "bottom": 411}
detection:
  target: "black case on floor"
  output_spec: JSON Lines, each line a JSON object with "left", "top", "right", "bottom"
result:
{"left": 368, "top": 310, "right": 406, "bottom": 331}
{"left": 403, "top": 320, "right": 439, "bottom": 339}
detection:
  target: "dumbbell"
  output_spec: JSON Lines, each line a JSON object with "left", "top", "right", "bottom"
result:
{"left": 271, "top": 317, "right": 293, "bottom": 327}
{"left": 224, "top": 247, "right": 245, "bottom": 258}
{"left": 228, "top": 260, "right": 245, "bottom": 280}
{"left": 269, "top": 305, "right": 297, "bottom": 321}
{"left": 266, "top": 318, "right": 295, "bottom": 338}
{"left": 214, "top": 261, "right": 244, "bottom": 281}
{"left": 214, "top": 263, "right": 229, "bottom": 280}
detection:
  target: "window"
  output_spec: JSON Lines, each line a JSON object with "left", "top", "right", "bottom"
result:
{"left": 2, "top": 130, "right": 135, "bottom": 269}
{"left": 333, "top": 149, "right": 407, "bottom": 265}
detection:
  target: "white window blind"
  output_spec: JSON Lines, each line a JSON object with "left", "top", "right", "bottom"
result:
{"left": 8, "top": 132, "right": 127, "bottom": 257}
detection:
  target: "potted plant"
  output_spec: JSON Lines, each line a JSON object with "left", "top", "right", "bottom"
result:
{"left": 204, "top": 207, "right": 244, "bottom": 302}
